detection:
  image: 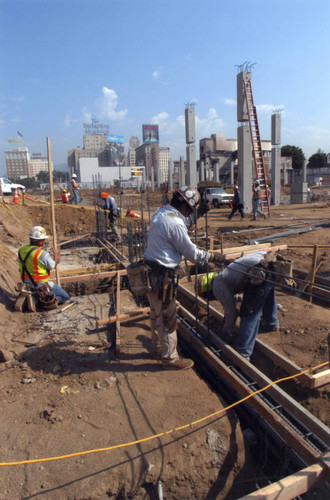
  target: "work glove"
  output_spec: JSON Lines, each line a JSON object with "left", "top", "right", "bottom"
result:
{"left": 259, "top": 251, "right": 275, "bottom": 269}
{"left": 196, "top": 200, "right": 211, "bottom": 218}
{"left": 209, "top": 252, "right": 225, "bottom": 264}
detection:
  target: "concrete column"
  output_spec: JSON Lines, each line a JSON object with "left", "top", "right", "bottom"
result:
{"left": 168, "top": 160, "right": 173, "bottom": 191}
{"left": 237, "top": 125, "right": 253, "bottom": 213}
{"left": 230, "top": 161, "right": 235, "bottom": 186}
{"left": 186, "top": 145, "right": 197, "bottom": 187}
{"left": 156, "top": 165, "right": 161, "bottom": 188}
{"left": 271, "top": 147, "right": 281, "bottom": 205}
{"left": 199, "top": 161, "right": 204, "bottom": 183}
{"left": 179, "top": 156, "right": 185, "bottom": 186}
{"left": 151, "top": 166, "right": 155, "bottom": 191}
{"left": 214, "top": 162, "right": 219, "bottom": 182}
{"left": 302, "top": 160, "right": 307, "bottom": 182}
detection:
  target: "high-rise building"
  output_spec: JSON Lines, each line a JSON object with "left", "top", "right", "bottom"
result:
{"left": 135, "top": 143, "right": 159, "bottom": 182}
{"left": 29, "top": 155, "right": 48, "bottom": 178}
{"left": 159, "top": 147, "right": 170, "bottom": 183}
{"left": 5, "top": 147, "right": 30, "bottom": 180}
{"left": 127, "top": 149, "right": 136, "bottom": 167}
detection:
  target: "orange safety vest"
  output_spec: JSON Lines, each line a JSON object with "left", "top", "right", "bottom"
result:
{"left": 18, "top": 245, "right": 50, "bottom": 283}
{"left": 62, "top": 192, "right": 68, "bottom": 203}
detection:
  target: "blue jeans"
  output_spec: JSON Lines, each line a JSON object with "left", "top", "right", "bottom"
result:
{"left": 234, "top": 281, "right": 278, "bottom": 360}
{"left": 73, "top": 189, "right": 80, "bottom": 204}
{"left": 252, "top": 199, "right": 264, "bottom": 218}
{"left": 51, "top": 283, "right": 70, "bottom": 304}
{"left": 24, "top": 280, "right": 70, "bottom": 306}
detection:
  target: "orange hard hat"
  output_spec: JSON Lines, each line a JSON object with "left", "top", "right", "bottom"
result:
{"left": 101, "top": 192, "right": 109, "bottom": 199}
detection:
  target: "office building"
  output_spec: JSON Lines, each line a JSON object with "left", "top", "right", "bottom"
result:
{"left": 5, "top": 147, "right": 30, "bottom": 180}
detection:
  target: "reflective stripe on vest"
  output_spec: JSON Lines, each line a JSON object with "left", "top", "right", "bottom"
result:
{"left": 19, "top": 245, "right": 50, "bottom": 283}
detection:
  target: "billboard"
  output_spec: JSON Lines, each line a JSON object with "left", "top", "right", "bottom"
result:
{"left": 131, "top": 167, "right": 144, "bottom": 177}
{"left": 108, "top": 133, "right": 124, "bottom": 144}
{"left": 142, "top": 124, "right": 159, "bottom": 144}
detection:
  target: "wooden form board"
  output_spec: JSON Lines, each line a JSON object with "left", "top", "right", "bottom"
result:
{"left": 240, "top": 460, "right": 329, "bottom": 499}
{"left": 115, "top": 271, "right": 120, "bottom": 358}
{"left": 178, "top": 284, "right": 330, "bottom": 389}
{"left": 177, "top": 305, "right": 330, "bottom": 459}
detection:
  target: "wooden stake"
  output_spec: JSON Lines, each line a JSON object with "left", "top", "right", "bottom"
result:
{"left": 47, "top": 137, "right": 60, "bottom": 286}
{"left": 308, "top": 244, "right": 318, "bottom": 303}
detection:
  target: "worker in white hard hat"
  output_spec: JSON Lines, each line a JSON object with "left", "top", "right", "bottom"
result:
{"left": 70, "top": 173, "right": 80, "bottom": 204}
{"left": 228, "top": 185, "right": 245, "bottom": 220}
{"left": 252, "top": 180, "right": 266, "bottom": 220}
{"left": 18, "top": 226, "right": 70, "bottom": 307}
{"left": 142, "top": 186, "right": 224, "bottom": 370}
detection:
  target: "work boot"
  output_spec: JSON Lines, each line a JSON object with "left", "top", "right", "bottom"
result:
{"left": 162, "top": 357, "right": 194, "bottom": 370}
{"left": 26, "top": 294, "right": 36, "bottom": 313}
{"left": 259, "top": 322, "right": 279, "bottom": 333}
{"left": 263, "top": 213, "right": 267, "bottom": 220}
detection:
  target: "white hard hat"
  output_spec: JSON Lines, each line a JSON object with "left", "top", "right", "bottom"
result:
{"left": 71, "top": 173, "right": 77, "bottom": 178}
{"left": 174, "top": 186, "right": 201, "bottom": 212}
{"left": 234, "top": 185, "right": 239, "bottom": 190}
{"left": 29, "top": 226, "right": 49, "bottom": 240}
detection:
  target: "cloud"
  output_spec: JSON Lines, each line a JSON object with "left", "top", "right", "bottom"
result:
{"left": 152, "top": 67, "right": 162, "bottom": 80}
{"left": 149, "top": 107, "right": 225, "bottom": 140}
{"left": 256, "top": 104, "right": 286, "bottom": 116}
{"left": 96, "top": 87, "right": 128, "bottom": 120}
{"left": 223, "top": 98, "right": 236, "bottom": 106}
{"left": 82, "top": 87, "right": 128, "bottom": 123}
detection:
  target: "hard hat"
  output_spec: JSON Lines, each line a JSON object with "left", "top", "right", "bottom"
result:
{"left": 101, "top": 192, "right": 109, "bottom": 199}
{"left": 174, "top": 186, "right": 200, "bottom": 212}
{"left": 71, "top": 174, "right": 77, "bottom": 178}
{"left": 254, "top": 180, "right": 259, "bottom": 185}
{"left": 63, "top": 189, "right": 67, "bottom": 193}
{"left": 234, "top": 185, "right": 239, "bottom": 190}
{"left": 29, "top": 226, "right": 49, "bottom": 240}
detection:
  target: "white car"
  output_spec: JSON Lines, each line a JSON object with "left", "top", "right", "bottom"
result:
{"left": 0, "top": 177, "right": 26, "bottom": 195}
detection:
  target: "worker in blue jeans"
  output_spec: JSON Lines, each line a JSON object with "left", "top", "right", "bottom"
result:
{"left": 234, "top": 280, "right": 278, "bottom": 360}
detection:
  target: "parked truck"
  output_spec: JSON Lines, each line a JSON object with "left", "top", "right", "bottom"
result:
{"left": 198, "top": 181, "right": 234, "bottom": 208}
{"left": 0, "top": 177, "right": 26, "bottom": 195}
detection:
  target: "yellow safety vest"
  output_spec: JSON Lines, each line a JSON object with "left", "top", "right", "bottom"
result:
{"left": 18, "top": 245, "right": 50, "bottom": 283}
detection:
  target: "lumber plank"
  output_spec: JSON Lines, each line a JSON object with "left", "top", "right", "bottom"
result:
{"left": 59, "top": 269, "right": 127, "bottom": 283}
{"left": 240, "top": 462, "right": 328, "bottom": 499}
{"left": 98, "top": 307, "right": 150, "bottom": 326}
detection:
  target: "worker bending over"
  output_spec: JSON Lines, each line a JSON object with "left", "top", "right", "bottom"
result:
{"left": 199, "top": 251, "right": 280, "bottom": 361}
{"left": 143, "top": 186, "right": 223, "bottom": 370}
{"left": 18, "top": 226, "right": 70, "bottom": 308}
{"left": 101, "top": 192, "right": 121, "bottom": 242}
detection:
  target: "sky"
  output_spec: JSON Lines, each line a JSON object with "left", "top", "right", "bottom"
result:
{"left": 1, "top": 0, "right": 330, "bottom": 175}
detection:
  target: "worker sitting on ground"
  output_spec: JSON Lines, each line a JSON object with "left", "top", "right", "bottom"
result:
{"left": 197, "top": 251, "right": 280, "bottom": 361}
{"left": 18, "top": 226, "right": 70, "bottom": 309}
{"left": 61, "top": 189, "right": 69, "bottom": 204}
{"left": 100, "top": 192, "right": 121, "bottom": 242}
{"left": 142, "top": 186, "right": 223, "bottom": 370}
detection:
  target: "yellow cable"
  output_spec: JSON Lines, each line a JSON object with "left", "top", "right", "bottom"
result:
{"left": 0, "top": 360, "right": 328, "bottom": 468}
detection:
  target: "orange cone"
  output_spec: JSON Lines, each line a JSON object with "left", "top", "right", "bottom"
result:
{"left": 12, "top": 187, "right": 19, "bottom": 204}
{"left": 126, "top": 209, "right": 140, "bottom": 218}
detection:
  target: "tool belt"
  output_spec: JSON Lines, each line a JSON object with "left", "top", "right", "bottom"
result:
{"left": 143, "top": 260, "right": 183, "bottom": 305}
{"left": 126, "top": 260, "right": 152, "bottom": 296}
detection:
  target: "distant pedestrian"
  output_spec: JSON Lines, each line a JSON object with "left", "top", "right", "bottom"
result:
{"left": 71, "top": 174, "right": 80, "bottom": 204}
{"left": 252, "top": 180, "right": 266, "bottom": 220}
{"left": 228, "top": 185, "right": 245, "bottom": 220}
{"left": 101, "top": 192, "right": 121, "bottom": 241}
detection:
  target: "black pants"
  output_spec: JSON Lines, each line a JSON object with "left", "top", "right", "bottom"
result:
{"left": 229, "top": 203, "right": 245, "bottom": 219}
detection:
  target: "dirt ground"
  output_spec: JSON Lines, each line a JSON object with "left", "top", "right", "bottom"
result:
{"left": 0, "top": 192, "right": 329, "bottom": 499}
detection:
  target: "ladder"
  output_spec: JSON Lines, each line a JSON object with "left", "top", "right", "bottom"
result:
{"left": 243, "top": 78, "right": 271, "bottom": 216}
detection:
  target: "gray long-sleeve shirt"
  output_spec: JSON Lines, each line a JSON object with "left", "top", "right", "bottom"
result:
{"left": 143, "top": 204, "right": 210, "bottom": 268}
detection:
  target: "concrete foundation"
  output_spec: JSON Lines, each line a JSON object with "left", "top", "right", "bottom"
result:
{"left": 291, "top": 182, "right": 308, "bottom": 204}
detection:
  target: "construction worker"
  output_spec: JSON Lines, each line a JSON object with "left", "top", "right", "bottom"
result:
{"left": 61, "top": 189, "right": 69, "bottom": 204}
{"left": 71, "top": 174, "right": 80, "bottom": 204}
{"left": 101, "top": 192, "right": 121, "bottom": 241}
{"left": 252, "top": 180, "right": 266, "bottom": 220}
{"left": 208, "top": 251, "right": 278, "bottom": 361}
{"left": 18, "top": 226, "right": 70, "bottom": 306}
{"left": 143, "top": 186, "right": 223, "bottom": 370}
{"left": 228, "top": 185, "right": 245, "bottom": 220}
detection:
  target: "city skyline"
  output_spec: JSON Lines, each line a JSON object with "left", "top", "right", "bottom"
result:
{"left": 1, "top": 0, "right": 330, "bottom": 176}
